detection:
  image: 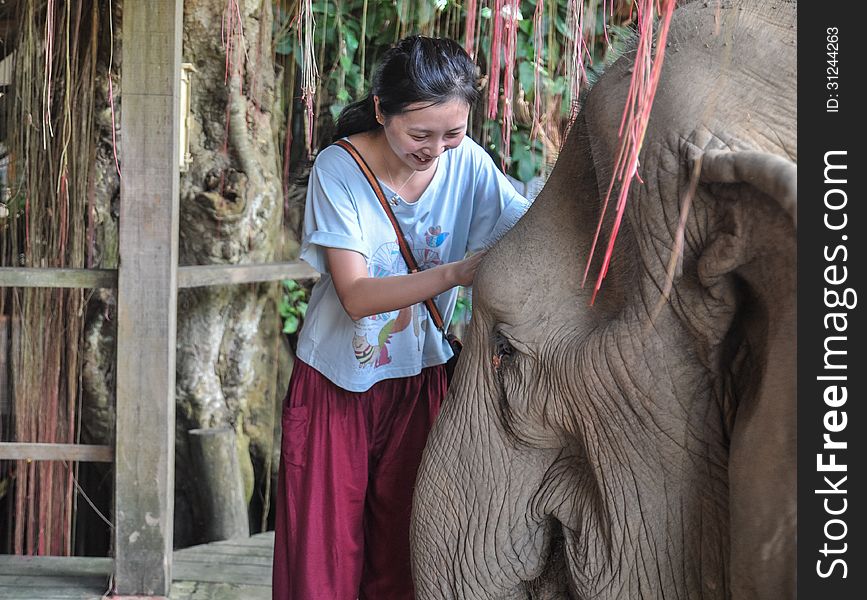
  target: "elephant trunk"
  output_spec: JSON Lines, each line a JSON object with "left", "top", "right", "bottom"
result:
{"left": 412, "top": 378, "right": 556, "bottom": 599}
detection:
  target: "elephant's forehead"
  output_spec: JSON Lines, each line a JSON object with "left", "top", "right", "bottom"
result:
{"left": 475, "top": 221, "right": 561, "bottom": 320}
{"left": 587, "top": 1, "right": 796, "bottom": 160}
{"left": 475, "top": 194, "right": 591, "bottom": 334}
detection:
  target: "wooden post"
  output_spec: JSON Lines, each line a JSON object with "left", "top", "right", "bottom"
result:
{"left": 188, "top": 428, "right": 251, "bottom": 542}
{"left": 114, "top": 0, "right": 182, "bottom": 596}
{"left": 0, "top": 316, "right": 8, "bottom": 422}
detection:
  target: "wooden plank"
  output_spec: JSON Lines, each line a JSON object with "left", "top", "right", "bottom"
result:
{"left": 0, "top": 442, "right": 113, "bottom": 462}
{"left": 0, "top": 535, "right": 275, "bottom": 598}
{"left": 175, "top": 545, "right": 273, "bottom": 560}
{"left": 172, "top": 561, "right": 272, "bottom": 586}
{"left": 0, "top": 574, "right": 109, "bottom": 588}
{"left": 171, "top": 580, "right": 270, "bottom": 600}
{"left": 0, "top": 263, "right": 318, "bottom": 290}
{"left": 0, "top": 555, "right": 111, "bottom": 576}
{"left": 0, "top": 558, "right": 111, "bottom": 598}
{"left": 0, "top": 576, "right": 108, "bottom": 600}
{"left": 0, "top": 315, "right": 8, "bottom": 417}
{"left": 174, "top": 552, "right": 273, "bottom": 566}
{"left": 177, "top": 262, "right": 319, "bottom": 288}
{"left": 202, "top": 531, "right": 274, "bottom": 549}
{"left": 175, "top": 538, "right": 274, "bottom": 560}
{"left": 0, "top": 268, "right": 117, "bottom": 289}
{"left": 114, "top": 0, "right": 183, "bottom": 596}
{"left": 187, "top": 531, "right": 273, "bottom": 550}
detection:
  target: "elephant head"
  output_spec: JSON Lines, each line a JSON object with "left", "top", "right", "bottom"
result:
{"left": 411, "top": 1, "right": 796, "bottom": 598}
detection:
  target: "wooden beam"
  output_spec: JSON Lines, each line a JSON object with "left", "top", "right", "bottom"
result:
{"left": 114, "top": 0, "right": 182, "bottom": 595}
{"left": 0, "top": 268, "right": 117, "bottom": 289}
{"left": 177, "top": 261, "right": 319, "bottom": 288}
{"left": 0, "top": 263, "right": 320, "bottom": 290}
{"left": 0, "top": 442, "right": 113, "bottom": 462}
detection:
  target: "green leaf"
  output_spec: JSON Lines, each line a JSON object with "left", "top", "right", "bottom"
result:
{"left": 343, "top": 28, "right": 359, "bottom": 56}
{"left": 518, "top": 61, "right": 537, "bottom": 95}
{"left": 517, "top": 152, "right": 538, "bottom": 183}
{"left": 283, "top": 314, "right": 300, "bottom": 334}
{"left": 512, "top": 142, "right": 531, "bottom": 164}
{"left": 330, "top": 103, "right": 345, "bottom": 122}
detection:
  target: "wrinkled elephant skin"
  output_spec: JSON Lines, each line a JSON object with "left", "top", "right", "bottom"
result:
{"left": 412, "top": 1, "right": 796, "bottom": 599}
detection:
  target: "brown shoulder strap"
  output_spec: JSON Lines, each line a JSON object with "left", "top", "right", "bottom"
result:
{"left": 334, "top": 139, "right": 446, "bottom": 333}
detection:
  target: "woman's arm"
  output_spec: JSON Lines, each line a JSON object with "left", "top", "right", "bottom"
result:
{"left": 326, "top": 247, "right": 485, "bottom": 321}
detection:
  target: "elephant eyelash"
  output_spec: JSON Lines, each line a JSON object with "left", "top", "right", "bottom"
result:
{"left": 492, "top": 332, "right": 515, "bottom": 370}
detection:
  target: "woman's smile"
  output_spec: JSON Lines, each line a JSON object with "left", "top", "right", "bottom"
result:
{"left": 411, "top": 152, "right": 435, "bottom": 165}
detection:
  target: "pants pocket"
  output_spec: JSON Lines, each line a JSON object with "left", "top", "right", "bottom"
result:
{"left": 281, "top": 405, "right": 310, "bottom": 468}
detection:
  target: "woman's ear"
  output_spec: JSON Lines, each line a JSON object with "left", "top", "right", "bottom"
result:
{"left": 373, "top": 96, "right": 383, "bottom": 123}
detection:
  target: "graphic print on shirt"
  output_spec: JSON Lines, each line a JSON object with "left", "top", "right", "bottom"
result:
{"left": 352, "top": 226, "right": 450, "bottom": 368}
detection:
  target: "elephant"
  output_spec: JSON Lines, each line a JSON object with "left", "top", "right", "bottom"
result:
{"left": 411, "top": 1, "right": 796, "bottom": 598}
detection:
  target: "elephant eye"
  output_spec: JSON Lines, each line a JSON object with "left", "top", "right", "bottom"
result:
{"left": 492, "top": 332, "right": 515, "bottom": 370}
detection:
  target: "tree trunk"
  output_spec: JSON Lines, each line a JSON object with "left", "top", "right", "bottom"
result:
{"left": 173, "top": 0, "right": 284, "bottom": 547}
{"left": 188, "top": 427, "right": 250, "bottom": 541}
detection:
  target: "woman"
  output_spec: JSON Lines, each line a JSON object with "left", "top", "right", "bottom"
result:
{"left": 273, "top": 35, "right": 531, "bottom": 600}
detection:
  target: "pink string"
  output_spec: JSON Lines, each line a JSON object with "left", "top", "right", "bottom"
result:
{"left": 464, "top": 0, "right": 478, "bottom": 59}
{"left": 583, "top": 0, "right": 676, "bottom": 304}
{"left": 530, "top": 0, "right": 544, "bottom": 143}
{"left": 487, "top": 0, "right": 504, "bottom": 120}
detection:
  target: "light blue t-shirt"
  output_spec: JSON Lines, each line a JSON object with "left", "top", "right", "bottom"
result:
{"left": 296, "top": 136, "right": 531, "bottom": 392}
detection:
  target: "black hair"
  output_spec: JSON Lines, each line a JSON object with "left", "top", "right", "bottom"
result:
{"left": 333, "top": 36, "right": 479, "bottom": 141}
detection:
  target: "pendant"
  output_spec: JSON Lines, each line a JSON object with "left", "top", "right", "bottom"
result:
{"left": 389, "top": 194, "right": 400, "bottom": 206}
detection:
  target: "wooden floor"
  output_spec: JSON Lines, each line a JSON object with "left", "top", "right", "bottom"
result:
{"left": 0, "top": 531, "right": 274, "bottom": 599}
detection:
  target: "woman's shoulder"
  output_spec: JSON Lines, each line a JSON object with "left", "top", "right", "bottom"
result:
{"left": 453, "top": 135, "right": 488, "bottom": 159}
{"left": 313, "top": 140, "right": 357, "bottom": 174}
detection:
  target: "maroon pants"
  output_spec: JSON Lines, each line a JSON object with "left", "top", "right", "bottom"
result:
{"left": 272, "top": 359, "right": 446, "bottom": 600}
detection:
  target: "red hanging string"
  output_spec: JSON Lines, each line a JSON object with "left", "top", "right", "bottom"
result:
{"left": 583, "top": 0, "right": 677, "bottom": 304}
{"left": 487, "top": 0, "right": 504, "bottom": 120}
{"left": 530, "top": 0, "right": 544, "bottom": 143}
{"left": 464, "top": 0, "right": 478, "bottom": 59}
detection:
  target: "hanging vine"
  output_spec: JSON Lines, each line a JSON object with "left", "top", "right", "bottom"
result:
{"left": 275, "top": 0, "right": 637, "bottom": 191}
{"left": 1, "top": 0, "right": 102, "bottom": 556}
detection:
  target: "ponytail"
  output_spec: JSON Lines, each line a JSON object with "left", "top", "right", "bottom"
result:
{"left": 333, "top": 95, "right": 380, "bottom": 141}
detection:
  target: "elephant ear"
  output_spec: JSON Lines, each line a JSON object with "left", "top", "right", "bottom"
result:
{"left": 695, "top": 149, "right": 797, "bottom": 598}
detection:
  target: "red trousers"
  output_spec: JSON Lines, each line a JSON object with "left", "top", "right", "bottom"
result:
{"left": 272, "top": 359, "right": 446, "bottom": 600}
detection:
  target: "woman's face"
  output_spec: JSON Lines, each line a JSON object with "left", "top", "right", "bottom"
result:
{"left": 377, "top": 98, "right": 470, "bottom": 171}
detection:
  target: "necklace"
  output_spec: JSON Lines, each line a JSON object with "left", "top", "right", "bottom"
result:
{"left": 383, "top": 161, "right": 417, "bottom": 206}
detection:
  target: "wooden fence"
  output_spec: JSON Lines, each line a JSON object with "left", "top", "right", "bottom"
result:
{"left": 0, "top": 1, "right": 317, "bottom": 596}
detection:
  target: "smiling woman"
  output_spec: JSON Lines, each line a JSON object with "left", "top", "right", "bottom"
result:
{"left": 271, "top": 35, "right": 533, "bottom": 600}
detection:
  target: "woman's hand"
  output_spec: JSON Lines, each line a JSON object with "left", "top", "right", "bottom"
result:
{"left": 447, "top": 251, "right": 487, "bottom": 287}
{"left": 325, "top": 247, "right": 487, "bottom": 320}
